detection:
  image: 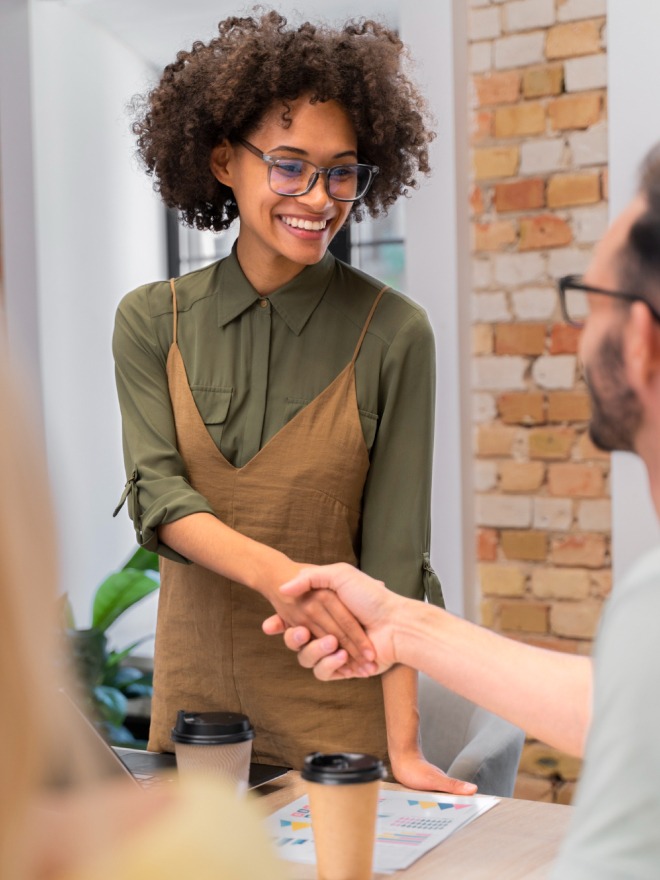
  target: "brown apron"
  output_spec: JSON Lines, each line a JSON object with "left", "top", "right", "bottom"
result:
{"left": 148, "top": 280, "right": 389, "bottom": 769}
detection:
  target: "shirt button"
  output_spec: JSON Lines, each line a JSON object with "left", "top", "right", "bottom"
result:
{"left": 259, "top": 299, "right": 269, "bottom": 309}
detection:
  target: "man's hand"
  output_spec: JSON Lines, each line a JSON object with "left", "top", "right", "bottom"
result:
{"left": 262, "top": 563, "right": 402, "bottom": 678}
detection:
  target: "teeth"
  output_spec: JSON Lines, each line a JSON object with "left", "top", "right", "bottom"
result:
{"left": 282, "top": 216, "right": 327, "bottom": 231}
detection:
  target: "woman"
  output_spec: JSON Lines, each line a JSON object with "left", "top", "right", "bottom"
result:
{"left": 0, "top": 352, "right": 285, "bottom": 880}
{"left": 114, "top": 10, "right": 471, "bottom": 793}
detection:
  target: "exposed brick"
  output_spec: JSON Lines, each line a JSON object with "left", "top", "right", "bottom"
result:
{"left": 557, "top": 0, "right": 606, "bottom": 22}
{"left": 532, "top": 355, "right": 577, "bottom": 390}
{"left": 520, "top": 742, "right": 581, "bottom": 780}
{"left": 473, "top": 324, "right": 494, "bottom": 355}
{"left": 504, "top": 0, "right": 555, "bottom": 33}
{"left": 473, "top": 356, "right": 528, "bottom": 390}
{"left": 470, "top": 41, "right": 493, "bottom": 74}
{"left": 479, "top": 564, "right": 526, "bottom": 596}
{"left": 556, "top": 782, "right": 577, "bottom": 805}
{"left": 565, "top": 53, "right": 607, "bottom": 92}
{"left": 546, "top": 20, "right": 603, "bottom": 60}
{"left": 547, "top": 246, "right": 592, "bottom": 278}
{"left": 529, "top": 427, "right": 575, "bottom": 460}
{"left": 477, "top": 424, "right": 519, "bottom": 456}
{"left": 473, "top": 70, "right": 521, "bottom": 106}
{"left": 494, "top": 32, "right": 545, "bottom": 69}
{"left": 474, "top": 146, "right": 521, "bottom": 180}
{"left": 577, "top": 499, "right": 611, "bottom": 531}
{"left": 533, "top": 497, "right": 573, "bottom": 530}
{"left": 571, "top": 203, "right": 609, "bottom": 244}
{"left": 495, "top": 322, "right": 546, "bottom": 355}
{"left": 473, "top": 392, "right": 498, "bottom": 423}
{"left": 532, "top": 568, "right": 587, "bottom": 600}
{"left": 547, "top": 173, "right": 600, "bottom": 207}
{"left": 547, "top": 391, "right": 592, "bottom": 422}
{"left": 470, "top": 185, "right": 485, "bottom": 215}
{"left": 591, "top": 570, "right": 612, "bottom": 598}
{"left": 550, "top": 323, "right": 582, "bottom": 354}
{"left": 480, "top": 598, "right": 496, "bottom": 628}
{"left": 477, "top": 528, "right": 499, "bottom": 561}
{"left": 471, "top": 110, "right": 494, "bottom": 144}
{"left": 475, "top": 459, "right": 498, "bottom": 491}
{"left": 494, "top": 102, "right": 546, "bottom": 138}
{"left": 514, "top": 774, "right": 554, "bottom": 802}
{"left": 476, "top": 494, "right": 533, "bottom": 528}
{"left": 473, "top": 292, "right": 511, "bottom": 322}
{"left": 473, "top": 259, "right": 493, "bottom": 289}
{"left": 494, "top": 252, "right": 546, "bottom": 285}
{"left": 520, "top": 138, "right": 567, "bottom": 175}
{"left": 569, "top": 122, "right": 608, "bottom": 167}
{"left": 512, "top": 287, "right": 557, "bottom": 320}
{"left": 499, "top": 600, "right": 549, "bottom": 632}
{"left": 474, "top": 220, "right": 518, "bottom": 251}
{"left": 576, "top": 432, "right": 610, "bottom": 461}
{"left": 548, "top": 93, "right": 602, "bottom": 130}
{"left": 500, "top": 460, "right": 545, "bottom": 492}
{"left": 501, "top": 530, "right": 547, "bottom": 560}
{"left": 551, "top": 599, "right": 603, "bottom": 638}
{"left": 470, "top": 6, "right": 502, "bottom": 40}
{"left": 513, "top": 633, "right": 583, "bottom": 653}
{"left": 548, "top": 462, "right": 604, "bottom": 496}
{"left": 550, "top": 533, "right": 607, "bottom": 567}
{"left": 494, "top": 177, "right": 545, "bottom": 212}
{"left": 497, "top": 391, "right": 545, "bottom": 425}
{"left": 602, "top": 167, "right": 608, "bottom": 200}
{"left": 522, "top": 64, "right": 564, "bottom": 98}
{"left": 519, "top": 214, "right": 572, "bottom": 250}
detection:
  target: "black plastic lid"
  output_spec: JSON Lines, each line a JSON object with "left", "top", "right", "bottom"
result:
{"left": 302, "top": 752, "right": 385, "bottom": 785}
{"left": 170, "top": 710, "right": 255, "bottom": 745}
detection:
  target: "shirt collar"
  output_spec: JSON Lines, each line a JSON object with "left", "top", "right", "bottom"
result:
{"left": 217, "top": 245, "right": 335, "bottom": 335}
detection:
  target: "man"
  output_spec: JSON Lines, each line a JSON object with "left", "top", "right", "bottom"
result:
{"left": 264, "top": 145, "right": 660, "bottom": 878}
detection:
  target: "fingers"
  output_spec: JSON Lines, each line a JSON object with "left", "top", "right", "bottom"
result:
{"left": 262, "top": 613, "right": 286, "bottom": 635}
{"left": 437, "top": 776, "right": 478, "bottom": 796}
{"left": 279, "top": 563, "right": 353, "bottom": 597}
{"left": 282, "top": 626, "right": 314, "bottom": 651}
{"left": 310, "top": 591, "right": 375, "bottom": 662}
{"left": 295, "top": 636, "right": 344, "bottom": 670}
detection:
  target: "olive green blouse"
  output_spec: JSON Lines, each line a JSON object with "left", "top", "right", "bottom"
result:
{"left": 112, "top": 248, "right": 443, "bottom": 605}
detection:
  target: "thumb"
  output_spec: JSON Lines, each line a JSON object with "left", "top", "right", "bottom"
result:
{"left": 262, "top": 613, "right": 286, "bottom": 635}
{"left": 438, "top": 775, "right": 478, "bottom": 796}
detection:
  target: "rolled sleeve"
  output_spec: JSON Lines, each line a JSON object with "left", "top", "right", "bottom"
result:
{"left": 112, "top": 287, "right": 216, "bottom": 562}
{"left": 359, "top": 310, "right": 444, "bottom": 607}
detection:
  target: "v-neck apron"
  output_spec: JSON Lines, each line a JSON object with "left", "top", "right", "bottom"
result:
{"left": 148, "top": 280, "right": 389, "bottom": 769}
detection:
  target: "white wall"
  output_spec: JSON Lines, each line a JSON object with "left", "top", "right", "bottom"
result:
{"left": 607, "top": 0, "right": 660, "bottom": 581}
{"left": 29, "top": 2, "right": 166, "bottom": 643}
{"left": 401, "top": 0, "right": 472, "bottom": 617}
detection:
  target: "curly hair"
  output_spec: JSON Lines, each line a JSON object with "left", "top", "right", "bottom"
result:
{"left": 131, "top": 10, "right": 435, "bottom": 231}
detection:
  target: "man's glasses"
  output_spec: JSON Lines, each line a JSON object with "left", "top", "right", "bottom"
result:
{"left": 237, "top": 138, "right": 379, "bottom": 202}
{"left": 557, "top": 274, "right": 660, "bottom": 328}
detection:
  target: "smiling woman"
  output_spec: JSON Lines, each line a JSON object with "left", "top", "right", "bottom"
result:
{"left": 111, "top": 9, "right": 473, "bottom": 795}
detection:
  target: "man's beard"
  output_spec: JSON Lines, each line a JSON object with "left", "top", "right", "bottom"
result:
{"left": 584, "top": 330, "right": 642, "bottom": 453}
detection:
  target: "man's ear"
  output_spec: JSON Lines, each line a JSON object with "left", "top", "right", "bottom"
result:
{"left": 626, "top": 301, "right": 660, "bottom": 394}
{"left": 210, "top": 140, "right": 234, "bottom": 186}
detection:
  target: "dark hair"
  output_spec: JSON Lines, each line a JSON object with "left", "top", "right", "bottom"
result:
{"left": 131, "top": 10, "right": 434, "bottom": 231}
{"left": 619, "top": 144, "right": 660, "bottom": 306}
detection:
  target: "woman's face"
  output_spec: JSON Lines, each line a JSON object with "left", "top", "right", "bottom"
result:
{"left": 212, "top": 97, "right": 356, "bottom": 293}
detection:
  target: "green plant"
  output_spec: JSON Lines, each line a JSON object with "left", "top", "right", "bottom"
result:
{"left": 65, "top": 547, "right": 160, "bottom": 746}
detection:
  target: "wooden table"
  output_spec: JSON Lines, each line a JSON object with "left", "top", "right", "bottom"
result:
{"left": 256, "top": 772, "right": 572, "bottom": 879}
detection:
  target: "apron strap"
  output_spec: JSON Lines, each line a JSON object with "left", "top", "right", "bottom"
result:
{"left": 351, "top": 285, "right": 389, "bottom": 364}
{"left": 169, "top": 278, "right": 178, "bottom": 345}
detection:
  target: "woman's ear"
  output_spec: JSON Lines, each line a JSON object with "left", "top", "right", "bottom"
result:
{"left": 210, "top": 140, "right": 233, "bottom": 186}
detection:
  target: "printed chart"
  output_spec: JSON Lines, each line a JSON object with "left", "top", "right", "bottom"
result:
{"left": 267, "top": 790, "right": 499, "bottom": 873}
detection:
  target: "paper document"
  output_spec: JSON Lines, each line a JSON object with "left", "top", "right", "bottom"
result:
{"left": 267, "top": 789, "right": 499, "bottom": 873}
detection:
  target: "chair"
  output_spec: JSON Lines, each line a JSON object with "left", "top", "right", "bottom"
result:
{"left": 418, "top": 673, "right": 525, "bottom": 797}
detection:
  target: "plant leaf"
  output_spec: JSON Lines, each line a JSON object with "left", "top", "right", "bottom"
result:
{"left": 122, "top": 547, "right": 160, "bottom": 573}
{"left": 105, "top": 636, "right": 154, "bottom": 670}
{"left": 92, "top": 570, "right": 159, "bottom": 632}
{"left": 93, "top": 685, "right": 127, "bottom": 726}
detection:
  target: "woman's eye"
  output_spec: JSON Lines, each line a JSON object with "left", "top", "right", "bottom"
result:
{"left": 330, "top": 166, "right": 357, "bottom": 180}
{"left": 274, "top": 161, "right": 304, "bottom": 177}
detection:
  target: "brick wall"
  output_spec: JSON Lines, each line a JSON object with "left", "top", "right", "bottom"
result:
{"left": 468, "top": 0, "right": 608, "bottom": 804}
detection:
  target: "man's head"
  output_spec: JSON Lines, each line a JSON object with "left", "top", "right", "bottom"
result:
{"left": 578, "top": 145, "right": 660, "bottom": 455}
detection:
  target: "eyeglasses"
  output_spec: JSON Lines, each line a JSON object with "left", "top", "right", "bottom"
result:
{"left": 557, "top": 274, "right": 660, "bottom": 329}
{"left": 236, "top": 138, "right": 379, "bottom": 202}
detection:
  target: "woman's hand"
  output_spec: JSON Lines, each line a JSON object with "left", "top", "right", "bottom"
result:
{"left": 389, "top": 748, "right": 477, "bottom": 796}
{"left": 261, "top": 575, "right": 376, "bottom": 669}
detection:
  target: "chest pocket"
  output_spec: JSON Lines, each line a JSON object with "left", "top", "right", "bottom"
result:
{"left": 285, "top": 398, "right": 379, "bottom": 452}
{"left": 191, "top": 386, "right": 233, "bottom": 448}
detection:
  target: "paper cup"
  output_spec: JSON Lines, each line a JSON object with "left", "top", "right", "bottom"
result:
{"left": 303, "top": 752, "right": 385, "bottom": 880}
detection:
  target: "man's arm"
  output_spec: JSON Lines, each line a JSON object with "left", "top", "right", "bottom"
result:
{"left": 264, "top": 564, "right": 593, "bottom": 758}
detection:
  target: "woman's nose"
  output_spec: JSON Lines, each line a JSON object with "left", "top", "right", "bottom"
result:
{"left": 297, "top": 172, "right": 334, "bottom": 210}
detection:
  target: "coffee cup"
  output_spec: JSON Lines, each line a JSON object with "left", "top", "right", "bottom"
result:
{"left": 171, "top": 710, "right": 255, "bottom": 795}
{"left": 302, "top": 752, "right": 385, "bottom": 880}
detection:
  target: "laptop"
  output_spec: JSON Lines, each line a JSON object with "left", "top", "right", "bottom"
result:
{"left": 60, "top": 690, "right": 289, "bottom": 791}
